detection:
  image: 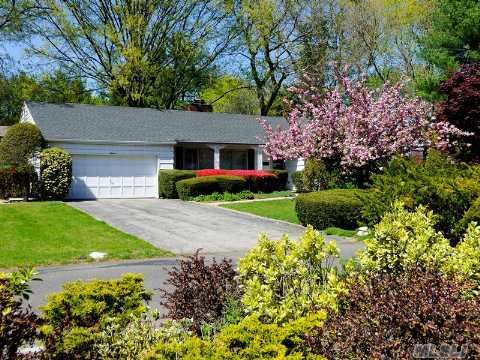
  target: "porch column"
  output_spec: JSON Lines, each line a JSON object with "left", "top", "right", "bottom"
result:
{"left": 255, "top": 147, "right": 263, "bottom": 170}
{"left": 208, "top": 144, "right": 224, "bottom": 169}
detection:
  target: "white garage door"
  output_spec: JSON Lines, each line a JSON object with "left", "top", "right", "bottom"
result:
{"left": 68, "top": 155, "right": 158, "bottom": 199}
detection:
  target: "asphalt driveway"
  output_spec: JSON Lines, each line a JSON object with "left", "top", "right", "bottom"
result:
{"left": 28, "top": 199, "right": 364, "bottom": 310}
{"left": 69, "top": 198, "right": 309, "bottom": 258}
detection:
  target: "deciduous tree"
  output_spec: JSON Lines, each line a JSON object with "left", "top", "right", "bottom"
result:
{"left": 436, "top": 63, "right": 480, "bottom": 162}
{"left": 32, "top": 0, "right": 234, "bottom": 109}
{"left": 226, "top": 0, "right": 309, "bottom": 115}
{"left": 261, "top": 71, "right": 466, "bottom": 174}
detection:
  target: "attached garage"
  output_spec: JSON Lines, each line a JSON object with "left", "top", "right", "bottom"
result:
{"left": 68, "top": 155, "right": 158, "bottom": 199}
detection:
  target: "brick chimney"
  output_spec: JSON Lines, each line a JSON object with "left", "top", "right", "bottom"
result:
{"left": 184, "top": 99, "right": 213, "bottom": 112}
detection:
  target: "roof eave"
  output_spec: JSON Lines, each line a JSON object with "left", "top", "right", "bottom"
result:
{"left": 47, "top": 138, "right": 177, "bottom": 146}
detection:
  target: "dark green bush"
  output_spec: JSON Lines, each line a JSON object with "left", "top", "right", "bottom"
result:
{"left": 0, "top": 123, "right": 44, "bottom": 167}
{"left": 270, "top": 169, "right": 288, "bottom": 190}
{"left": 40, "top": 274, "right": 151, "bottom": 359}
{"left": 361, "top": 150, "right": 480, "bottom": 242}
{"left": 244, "top": 175, "right": 276, "bottom": 193}
{"left": 292, "top": 171, "right": 305, "bottom": 193}
{"left": 456, "top": 197, "right": 480, "bottom": 235}
{"left": 0, "top": 165, "right": 36, "bottom": 199}
{"left": 159, "top": 170, "right": 196, "bottom": 198}
{"left": 295, "top": 189, "right": 364, "bottom": 230}
{"left": 40, "top": 147, "right": 72, "bottom": 200}
{"left": 176, "top": 175, "right": 246, "bottom": 200}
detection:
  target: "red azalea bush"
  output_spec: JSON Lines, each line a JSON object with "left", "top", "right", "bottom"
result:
{"left": 195, "top": 169, "right": 278, "bottom": 192}
{"left": 195, "top": 169, "right": 274, "bottom": 178}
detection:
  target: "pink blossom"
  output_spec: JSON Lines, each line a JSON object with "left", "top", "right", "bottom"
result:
{"left": 261, "top": 73, "right": 469, "bottom": 170}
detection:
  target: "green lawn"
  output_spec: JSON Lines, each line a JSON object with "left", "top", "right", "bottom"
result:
{"left": 0, "top": 202, "right": 172, "bottom": 269}
{"left": 221, "top": 199, "right": 364, "bottom": 239}
{"left": 222, "top": 199, "right": 300, "bottom": 224}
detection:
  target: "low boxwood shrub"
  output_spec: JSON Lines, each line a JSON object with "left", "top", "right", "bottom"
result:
{"left": 40, "top": 147, "right": 72, "bottom": 200}
{"left": 307, "top": 267, "right": 480, "bottom": 359}
{"left": 193, "top": 190, "right": 254, "bottom": 202}
{"left": 0, "top": 269, "right": 40, "bottom": 359}
{"left": 291, "top": 170, "right": 305, "bottom": 192}
{"left": 239, "top": 226, "right": 343, "bottom": 324}
{"left": 160, "top": 251, "right": 240, "bottom": 335}
{"left": 295, "top": 189, "right": 364, "bottom": 230}
{"left": 176, "top": 175, "right": 246, "bottom": 200}
{"left": 39, "top": 274, "right": 151, "bottom": 359}
{"left": 159, "top": 170, "right": 196, "bottom": 198}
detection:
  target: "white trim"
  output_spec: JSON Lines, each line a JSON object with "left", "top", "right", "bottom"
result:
{"left": 48, "top": 138, "right": 176, "bottom": 146}
{"left": 20, "top": 103, "right": 35, "bottom": 124}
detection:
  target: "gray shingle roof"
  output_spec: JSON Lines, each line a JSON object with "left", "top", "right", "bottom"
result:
{"left": 0, "top": 126, "right": 9, "bottom": 137}
{"left": 25, "top": 101, "right": 287, "bottom": 145}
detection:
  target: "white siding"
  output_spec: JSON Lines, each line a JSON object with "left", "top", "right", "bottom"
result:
{"left": 285, "top": 159, "right": 305, "bottom": 190}
{"left": 20, "top": 104, "right": 35, "bottom": 124}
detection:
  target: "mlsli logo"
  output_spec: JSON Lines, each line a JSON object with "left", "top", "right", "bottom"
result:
{"left": 413, "top": 343, "right": 469, "bottom": 359}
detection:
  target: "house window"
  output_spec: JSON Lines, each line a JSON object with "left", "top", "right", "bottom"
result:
{"left": 183, "top": 148, "right": 214, "bottom": 170}
{"left": 220, "top": 149, "right": 249, "bottom": 169}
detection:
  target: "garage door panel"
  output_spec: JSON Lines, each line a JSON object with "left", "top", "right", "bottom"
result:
{"left": 123, "top": 177, "right": 134, "bottom": 186}
{"left": 68, "top": 155, "right": 158, "bottom": 199}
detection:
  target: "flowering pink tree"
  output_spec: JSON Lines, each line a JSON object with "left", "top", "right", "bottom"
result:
{"left": 261, "top": 73, "right": 468, "bottom": 172}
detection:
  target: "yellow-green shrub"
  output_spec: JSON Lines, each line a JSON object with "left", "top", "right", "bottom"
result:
{"left": 239, "top": 226, "right": 345, "bottom": 324}
{"left": 359, "top": 202, "right": 480, "bottom": 291}
{"left": 40, "top": 147, "right": 72, "bottom": 199}
{"left": 144, "top": 313, "right": 327, "bottom": 360}
{"left": 40, "top": 274, "right": 151, "bottom": 359}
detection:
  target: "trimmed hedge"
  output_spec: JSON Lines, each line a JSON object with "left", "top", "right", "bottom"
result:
{"left": 0, "top": 123, "right": 44, "bottom": 166}
{"left": 176, "top": 175, "right": 247, "bottom": 200}
{"left": 195, "top": 169, "right": 279, "bottom": 193}
{"left": 292, "top": 171, "right": 306, "bottom": 193}
{"left": 40, "top": 147, "right": 72, "bottom": 200}
{"left": 295, "top": 189, "right": 364, "bottom": 230}
{"left": 270, "top": 169, "right": 288, "bottom": 190}
{"left": 159, "top": 170, "right": 196, "bottom": 198}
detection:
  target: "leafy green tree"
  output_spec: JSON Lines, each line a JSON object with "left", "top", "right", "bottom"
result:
{"left": 226, "top": 0, "right": 310, "bottom": 116}
{"left": 0, "top": 70, "right": 98, "bottom": 125}
{"left": 421, "top": 0, "right": 480, "bottom": 73}
{"left": 33, "top": 0, "right": 233, "bottom": 109}
{"left": 200, "top": 75, "right": 259, "bottom": 114}
{"left": 0, "top": 123, "right": 43, "bottom": 166}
